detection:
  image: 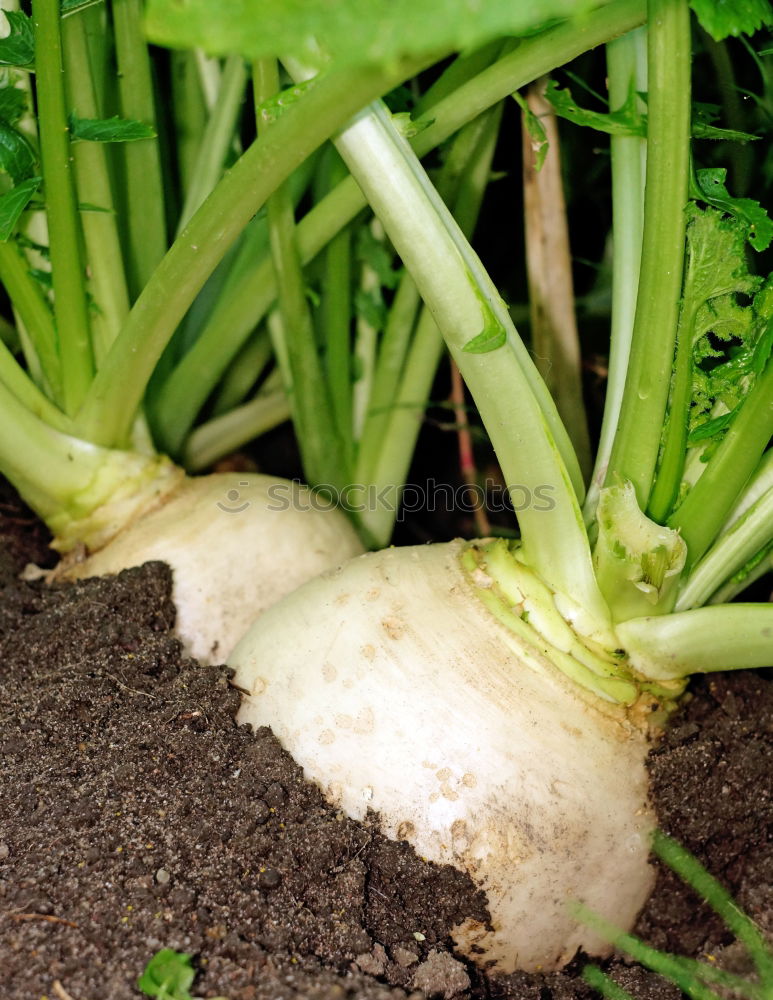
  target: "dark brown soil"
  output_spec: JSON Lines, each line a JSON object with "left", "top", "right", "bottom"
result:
{"left": 0, "top": 483, "right": 771, "bottom": 1000}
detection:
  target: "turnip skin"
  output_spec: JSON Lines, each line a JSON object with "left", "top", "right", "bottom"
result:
{"left": 230, "top": 540, "right": 656, "bottom": 973}
{"left": 65, "top": 473, "right": 363, "bottom": 664}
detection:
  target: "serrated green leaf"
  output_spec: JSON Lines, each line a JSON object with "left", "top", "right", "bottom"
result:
{"left": 682, "top": 207, "right": 773, "bottom": 446}
{"left": 0, "top": 11, "right": 34, "bottom": 70}
{"left": 145, "top": 0, "right": 611, "bottom": 66}
{"left": 68, "top": 112, "right": 156, "bottom": 143}
{"left": 0, "top": 175, "right": 40, "bottom": 241}
{"left": 689, "top": 0, "right": 773, "bottom": 40}
{"left": 513, "top": 92, "right": 549, "bottom": 172}
{"left": 137, "top": 949, "right": 196, "bottom": 1000}
{"left": 692, "top": 167, "right": 773, "bottom": 251}
{"left": 0, "top": 83, "right": 27, "bottom": 127}
{"left": 543, "top": 78, "right": 645, "bottom": 136}
{"left": 462, "top": 321, "right": 506, "bottom": 353}
{"left": 0, "top": 121, "right": 36, "bottom": 184}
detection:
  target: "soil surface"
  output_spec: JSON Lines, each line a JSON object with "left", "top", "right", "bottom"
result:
{"left": 0, "top": 481, "right": 771, "bottom": 1000}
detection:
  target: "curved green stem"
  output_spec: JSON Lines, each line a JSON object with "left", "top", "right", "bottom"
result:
{"left": 604, "top": 0, "right": 691, "bottom": 507}
{"left": 152, "top": 0, "right": 646, "bottom": 451}
{"left": 329, "top": 97, "right": 608, "bottom": 623}
{"left": 74, "top": 56, "right": 429, "bottom": 448}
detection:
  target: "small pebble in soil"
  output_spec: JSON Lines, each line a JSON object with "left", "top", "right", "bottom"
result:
{"left": 258, "top": 867, "right": 282, "bottom": 890}
{"left": 155, "top": 868, "right": 171, "bottom": 885}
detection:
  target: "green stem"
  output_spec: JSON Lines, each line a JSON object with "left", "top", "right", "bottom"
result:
{"left": 211, "top": 328, "right": 273, "bottom": 416}
{"left": 617, "top": 603, "right": 773, "bottom": 679}
{"left": 63, "top": 9, "right": 131, "bottom": 361}
{"left": 255, "top": 57, "right": 349, "bottom": 490}
{"left": 351, "top": 220, "right": 383, "bottom": 440}
{"left": 0, "top": 336, "right": 70, "bottom": 430}
{"left": 354, "top": 273, "right": 422, "bottom": 487}
{"left": 0, "top": 372, "right": 178, "bottom": 548}
{"left": 149, "top": 0, "right": 646, "bottom": 451}
{"left": 112, "top": 0, "right": 167, "bottom": 297}
{"left": 328, "top": 97, "right": 607, "bottom": 624}
{"left": 0, "top": 240, "right": 61, "bottom": 402}
{"left": 604, "top": 0, "right": 691, "bottom": 507}
{"left": 170, "top": 50, "right": 208, "bottom": 201}
{"left": 177, "top": 54, "right": 247, "bottom": 232}
{"left": 32, "top": 0, "right": 94, "bottom": 414}
{"left": 667, "top": 359, "right": 773, "bottom": 567}
{"left": 74, "top": 56, "right": 429, "bottom": 448}
{"left": 675, "top": 486, "right": 773, "bottom": 610}
{"left": 317, "top": 151, "right": 354, "bottom": 461}
{"left": 183, "top": 380, "right": 290, "bottom": 472}
{"left": 354, "top": 105, "right": 503, "bottom": 545}
{"left": 585, "top": 26, "right": 647, "bottom": 522}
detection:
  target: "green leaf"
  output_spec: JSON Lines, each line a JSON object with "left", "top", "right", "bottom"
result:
{"left": 0, "top": 83, "right": 27, "bottom": 127}
{"left": 0, "top": 175, "right": 41, "bottom": 241}
{"left": 462, "top": 320, "right": 506, "bottom": 353}
{"left": 692, "top": 167, "right": 773, "bottom": 251}
{"left": 145, "top": 0, "right": 610, "bottom": 66}
{"left": 692, "top": 121, "right": 759, "bottom": 142}
{"left": 546, "top": 84, "right": 759, "bottom": 145}
{"left": 543, "top": 78, "right": 645, "bottom": 136}
{"left": 513, "top": 92, "right": 549, "bottom": 172}
{"left": 355, "top": 225, "right": 400, "bottom": 290}
{"left": 689, "top": 0, "right": 773, "bottom": 40}
{"left": 0, "top": 11, "right": 34, "bottom": 69}
{"left": 681, "top": 207, "right": 773, "bottom": 447}
{"left": 137, "top": 949, "right": 196, "bottom": 1000}
{"left": 68, "top": 112, "right": 156, "bottom": 143}
{"left": 0, "top": 122, "right": 37, "bottom": 184}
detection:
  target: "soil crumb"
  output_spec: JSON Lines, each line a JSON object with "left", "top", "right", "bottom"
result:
{"left": 0, "top": 483, "right": 770, "bottom": 999}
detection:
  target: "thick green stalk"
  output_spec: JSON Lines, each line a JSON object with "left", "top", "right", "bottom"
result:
{"left": 112, "top": 0, "right": 167, "bottom": 297}
{"left": 618, "top": 604, "right": 773, "bottom": 680}
{"left": 74, "top": 56, "right": 429, "bottom": 448}
{"left": 667, "top": 360, "right": 773, "bottom": 567}
{"left": 0, "top": 374, "right": 177, "bottom": 549}
{"left": 604, "top": 0, "right": 691, "bottom": 507}
{"left": 0, "top": 241, "right": 61, "bottom": 403}
{"left": 328, "top": 98, "right": 608, "bottom": 624}
{"left": 151, "top": 0, "right": 646, "bottom": 450}
{"left": 256, "top": 57, "right": 349, "bottom": 491}
{"left": 32, "top": 0, "right": 94, "bottom": 414}
{"left": 177, "top": 54, "right": 247, "bottom": 232}
{"left": 63, "top": 10, "right": 131, "bottom": 361}
{"left": 584, "top": 27, "right": 647, "bottom": 522}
